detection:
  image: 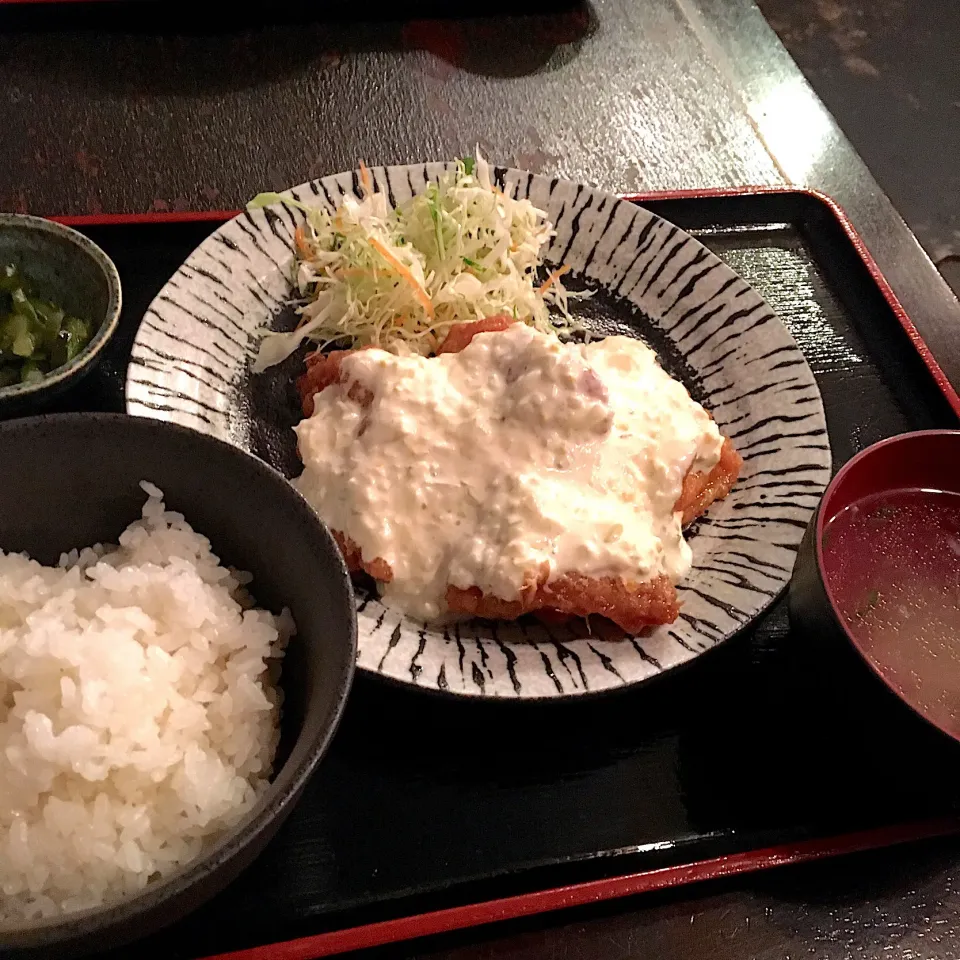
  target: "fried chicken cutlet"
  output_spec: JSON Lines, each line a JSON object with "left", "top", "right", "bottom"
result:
{"left": 294, "top": 316, "right": 742, "bottom": 634}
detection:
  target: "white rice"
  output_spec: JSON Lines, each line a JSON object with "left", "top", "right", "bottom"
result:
{"left": 0, "top": 483, "right": 292, "bottom": 924}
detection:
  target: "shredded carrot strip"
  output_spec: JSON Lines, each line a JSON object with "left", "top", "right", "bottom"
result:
{"left": 359, "top": 161, "right": 373, "bottom": 196}
{"left": 294, "top": 224, "right": 311, "bottom": 258}
{"left": 538, "top": 264, "right": 571, "bottom": 294}
{"left": 368, "top": 236, "right": 436, "bottom": 320}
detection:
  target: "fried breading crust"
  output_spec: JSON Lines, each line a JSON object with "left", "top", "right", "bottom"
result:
{"left": 298, "top": 347, "right": 374, "bottom": 417}
{"left": 677, "top": 438, "right": 743, "bottom": 527}
{"left": 331, "top": 530, "right": 394, "bottom": 584}
{"left": 297, "top": 319, "right": 741, "bottom": 632}
{"left": 446, "top": 571, "right": 679, "bottom": 635}
{"left": 435, "top": 314, "right": 514, "bottom": 353}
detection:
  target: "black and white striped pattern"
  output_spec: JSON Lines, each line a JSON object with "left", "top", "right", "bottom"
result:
{"left": 126, "top": 163, "right": 831, "bottom": 699}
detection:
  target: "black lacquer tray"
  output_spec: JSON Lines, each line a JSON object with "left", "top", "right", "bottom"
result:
{"left": 39, "top": 188, "right": 960, "bottom": 960}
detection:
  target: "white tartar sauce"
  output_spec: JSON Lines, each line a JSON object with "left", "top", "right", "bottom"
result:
{"left": 294, "top": 324, "right": 723, "bottom": 621}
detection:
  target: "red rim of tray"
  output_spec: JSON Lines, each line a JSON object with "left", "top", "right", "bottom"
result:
{"left": 44, "top": 185, "right": 960, "bottom": 958}
{"left": 51, "top": 186, "right": 960, "bottom": 419}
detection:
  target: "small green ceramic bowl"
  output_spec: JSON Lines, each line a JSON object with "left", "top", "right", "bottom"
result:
{"left": 0, "top": 214, "right": 122, "bottom": 412}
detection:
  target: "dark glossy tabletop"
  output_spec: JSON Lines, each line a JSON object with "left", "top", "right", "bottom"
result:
{"left": 1, "top": 1, "right": 959, "bottom": 957}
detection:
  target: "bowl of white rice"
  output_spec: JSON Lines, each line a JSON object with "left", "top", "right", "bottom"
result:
{"left": 0, "top": 412, "right": 357, "bottom": 959}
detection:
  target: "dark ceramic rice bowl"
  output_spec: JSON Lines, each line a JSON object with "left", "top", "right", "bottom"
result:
{"left": 0, "top": 413, "right": 356, "bottom": 959}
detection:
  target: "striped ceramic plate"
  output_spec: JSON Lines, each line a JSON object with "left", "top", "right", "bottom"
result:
{"left": 125, "top": 163, "right": 831, "bottom": 699}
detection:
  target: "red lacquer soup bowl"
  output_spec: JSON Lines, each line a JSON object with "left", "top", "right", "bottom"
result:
{"left": 789, "top": 430, "right": 960, "bottom": 745}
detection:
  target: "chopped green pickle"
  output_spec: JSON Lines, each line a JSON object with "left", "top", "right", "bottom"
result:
{"left": 11, "top": 330, "right": 36, "bottom": 358}
{"left": 0, "top": 263, "right": 97, "bottom": 388}
{"left": 19, "top": 359, "right": 45, "bottom": 383}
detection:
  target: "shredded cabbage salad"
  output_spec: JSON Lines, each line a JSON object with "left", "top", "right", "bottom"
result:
{"left": 248, "top": 152, "right": 580, "bottom": 371}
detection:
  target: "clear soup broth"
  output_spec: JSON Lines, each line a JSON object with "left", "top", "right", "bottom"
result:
{"left": 821, "top": 488, "right": 960, "bottom": 732}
